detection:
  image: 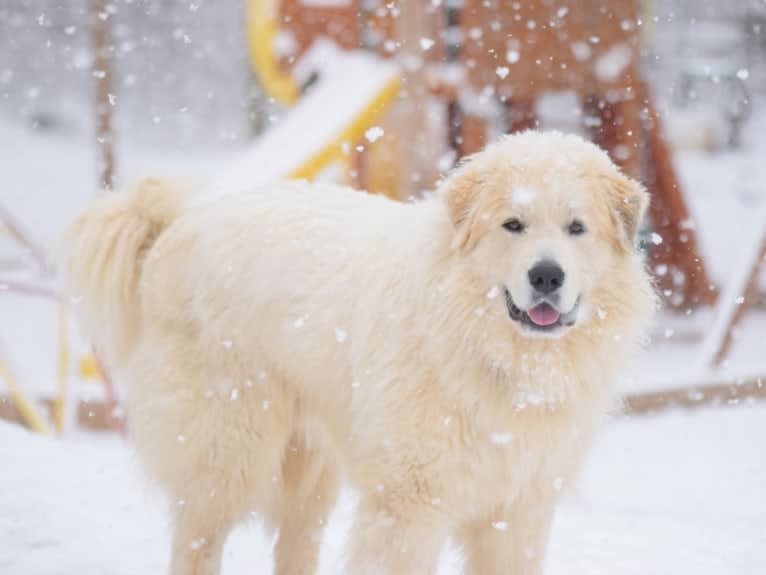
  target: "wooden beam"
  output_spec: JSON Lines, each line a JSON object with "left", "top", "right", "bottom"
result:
{"left": 623, "top": 376, "right": 766, "bottom": 415}
{"left": 0, "top": 204, "right": 53, "bottom": 274}
{"left": 0, "top": 396, "right": 123, "bottom": 433}
{"left": 700, "top": 216, "right": 766, "bottom": 367}
{"left": 5, "top": 374, "right": 765, "bottom": 432}
{"left": 89, "top": 0, "right": 115, "bottom": 192}
{"left": 643, "top": 90, "right": 716, "bottom": 308}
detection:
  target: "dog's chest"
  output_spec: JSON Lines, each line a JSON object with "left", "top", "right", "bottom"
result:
{"left": 441, "top": 408, "right": 587, "bottom": 516}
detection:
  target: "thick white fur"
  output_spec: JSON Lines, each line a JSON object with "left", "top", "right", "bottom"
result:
{"left": 64, "top": 132, "right": 655, "bottom": 575}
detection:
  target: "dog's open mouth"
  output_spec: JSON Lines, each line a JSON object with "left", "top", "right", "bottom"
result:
{"left": 504, "top": 288, "right": 579, "bottom": 332}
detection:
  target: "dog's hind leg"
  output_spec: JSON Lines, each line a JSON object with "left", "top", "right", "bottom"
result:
{"left": 162, "top": 425, "right": 288, "bottom": 575}
{"left": 273, "top": 434, "right": 339, "bottom": 575}
{"left": 128, "top": 338, "right": 292, "bottom": 575}
{"left": 169, "top": 502, "right": 235, "bottom": 575}
{"left": 160, "top": 403, "right": 291, "bottom": 575}
{"left": 163, "top": 422, "right": 290, "bottom": 575}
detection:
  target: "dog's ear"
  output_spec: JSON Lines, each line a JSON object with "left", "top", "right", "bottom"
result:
{"left": 603, "top": 171, "right": 649, "bottom": 248}
{"left": 440, "top": 163, "right": 484, "bottom": 251}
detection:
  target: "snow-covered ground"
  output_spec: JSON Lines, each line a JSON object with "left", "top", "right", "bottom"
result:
{"left": 2, "top": 404, "right": 765, "bottom": 574}
{"left": 2, "top": 103, "right": 766, "bottom": 573}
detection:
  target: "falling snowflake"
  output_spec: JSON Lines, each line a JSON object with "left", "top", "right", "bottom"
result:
{"left": 526, "top": 392, "right": 545, "bottom": 406}
{"left": 570, "top": 41, "right": 591, "bottom": 62}
{"left": 506, "top": 49, "right": 520, "bottom": 64}
{"left": 495, "top": 66, "right": 510, "bottom": 79}
{"left": 492, "top": 520, "right": 508, "bottom": 531}
{"left": 365, "top": 126, "right": 384, "bottom": 143}
{"left": 490, "top": 432, "right": 514, "bottom": 445}
{"left": 419, "top": 37, "right": 435, "bottom": 51}
{"left": 189, "top": 537, "right": 206, "bottom": 550}
{"left": 594, "top": 43, "right": 633, "bottom": 82}
{"left": 512, "top": 186, "right": 537, "bottom": 205}
{"left": 335, "top": 327, "right": 348, "bottom": 343}
{"left": 620, "top": 18, "right": 635, "bottom": 31}
{"left": 468, "top": 26, "right": 483, "bottom": 40}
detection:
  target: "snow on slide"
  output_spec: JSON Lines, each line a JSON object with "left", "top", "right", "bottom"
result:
{"left": 203, "top": 48, "right": 399, "bottom": 201}
{"left": 3, "top": 404, "right": 766, "bottom": 574}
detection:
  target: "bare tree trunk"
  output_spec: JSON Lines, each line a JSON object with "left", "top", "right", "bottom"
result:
{"left": 89, "top": 0, "right": 115, "bottom": 192}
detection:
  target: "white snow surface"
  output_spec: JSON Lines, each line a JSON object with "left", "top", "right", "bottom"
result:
{"left": 1, "top": 404, "right": 765, "bottom": 574}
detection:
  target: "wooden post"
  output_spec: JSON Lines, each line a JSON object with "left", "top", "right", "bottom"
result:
{"left": 709, "top": 241, "right": 766, "bottom": 365}
{"left": 643, "top": 91, "right": 716, "bottom": 308}
{"left": 89, "top": 0, "right": 115, "bottom": 192}
{"left": 700, "top": 213, "right": 766, "bottom": 367}
{"left": 505, "top": 99, "right": 538, "bottom": 133}
{"left": 389, "top": 0, "right": 444, "bottom": 197}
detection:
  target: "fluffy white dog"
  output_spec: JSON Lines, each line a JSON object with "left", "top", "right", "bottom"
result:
{"left": 65, "top": 131, "right": 655, "bottom": 575}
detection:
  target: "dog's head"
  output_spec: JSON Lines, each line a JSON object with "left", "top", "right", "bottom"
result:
{"left": 441, "top": 131, "right": 649, "bottom": 337}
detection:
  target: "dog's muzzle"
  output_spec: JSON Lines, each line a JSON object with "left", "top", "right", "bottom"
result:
{"left": 504, "top": 288, "right": 579, "bottom": 333}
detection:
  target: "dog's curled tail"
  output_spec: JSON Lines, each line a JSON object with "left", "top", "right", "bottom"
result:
{"left": 64, "top": 178, "right": 184, "bottom": 365}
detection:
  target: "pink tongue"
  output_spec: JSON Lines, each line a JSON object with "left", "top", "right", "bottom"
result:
{"left": 527, "top": 303, "right": 561, "bottom": 326}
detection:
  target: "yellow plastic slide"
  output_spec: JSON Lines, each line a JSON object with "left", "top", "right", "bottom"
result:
{"left": 208, "top": 0, "right": 401, "bottom": 195}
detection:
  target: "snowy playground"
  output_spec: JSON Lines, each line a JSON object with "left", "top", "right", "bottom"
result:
{"left": 2, "top": 0, "right": 766, "bottom": 573}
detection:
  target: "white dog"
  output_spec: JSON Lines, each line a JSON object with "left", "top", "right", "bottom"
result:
{"left": 65, "top": 131, "right": 655, "bottom": 575}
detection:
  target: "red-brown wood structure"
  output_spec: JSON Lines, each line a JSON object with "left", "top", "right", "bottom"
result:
{"left": 275, "top": 0, "right": 715, "bottom": 308}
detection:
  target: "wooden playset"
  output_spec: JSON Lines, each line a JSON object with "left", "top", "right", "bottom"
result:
{"left": 3, "top": 0, "right": 765, "bottom": 432}
{"left": 265, "top": 0, "right": 714, "bottom": 308}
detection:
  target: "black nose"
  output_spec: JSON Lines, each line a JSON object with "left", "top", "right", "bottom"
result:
{"left": 528, "top": 261, "right": 565, "bottom": 294}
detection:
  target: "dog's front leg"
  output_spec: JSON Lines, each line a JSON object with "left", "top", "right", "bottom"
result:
{"left": 345, "top": 495, "right": 447, "bottom": 575}
{"left": 458, "top": 498, "right": 556, "bottom": 575}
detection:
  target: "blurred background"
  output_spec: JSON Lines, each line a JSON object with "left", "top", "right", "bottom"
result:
{"left": 1, "top": 1, "right": 765, "bottom": 574}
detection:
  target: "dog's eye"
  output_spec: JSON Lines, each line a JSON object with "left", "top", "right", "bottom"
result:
{"left": 567, "top": 219, "right": 586, "bottom": 236}
{"left": 502, "top": 218, "right": 526, "bottom": 234}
